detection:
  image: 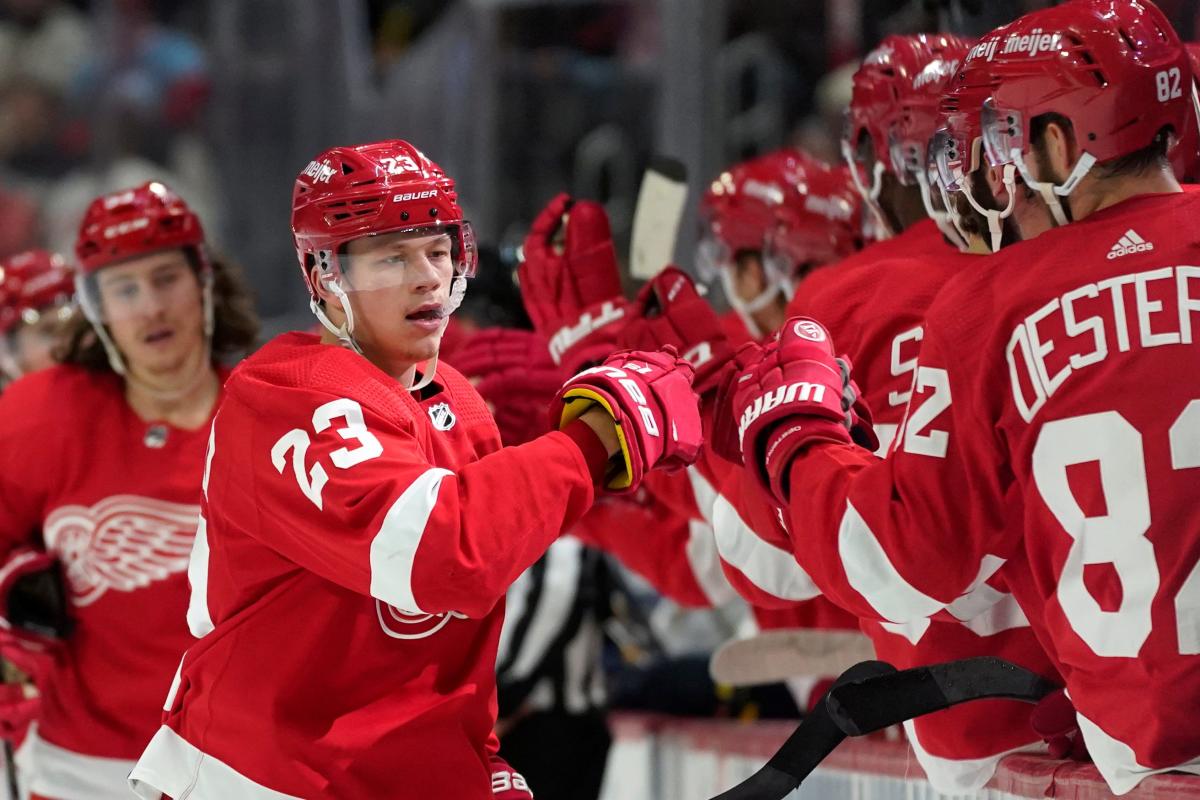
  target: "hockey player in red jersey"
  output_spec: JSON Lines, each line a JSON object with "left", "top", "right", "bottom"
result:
{"left": 129, "top": 140, "right": 701, "bottom": 800}
{"left": 695, "top": 149, "right": 862, "bottom": 339}
{"left": 0, "top": 250, "right": 75, "bottom": 387}
{"left": 0, "top": 182, "right": 258, "bottom": 799}
{"left": 723, "top": 1, "right": 1200, "bottom": 793}
{"left": 793, "top": 33, "right": 975, "bottom": 309}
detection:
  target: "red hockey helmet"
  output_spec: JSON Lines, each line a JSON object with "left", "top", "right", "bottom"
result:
{"left": 886, "top": 36, "right": 973, "bottom": 186}
{"left": 700, "top": 148, "right": 860, "bottom": 274}
{"left": 843, "top": 33, "right": 972, "bottom": 236}
{"left": 699, "top": 149, "right": 860, "bottom": 334}
{"left": 291, "top": 140, "right": 477, "bottom": 301}
{"left": 75, "top": 181, "right": 206, "bottom": 275}
{"left": 0, "top": 250, "right": 74, "bottom": 334}
{"left": 978, "top": 0, "right": 1190, "bottom": 222}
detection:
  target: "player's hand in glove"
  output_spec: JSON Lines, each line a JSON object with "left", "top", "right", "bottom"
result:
{"left": 0, "top": 548, "right": 73, "bottom": 652}
{"left": 551, "top": 348, "right": 702, "bottom": 493}
{"left": 0, "top": 678, "right": 38, "bottom": 742}
{"left": 519, "top": 193, "right": 628, "bottom": 373}
{"left": 617, "top": 267, "right": 734, "bottom": 397}
{"left": 449, "top": 327, "right": 566, "bottom": 446}
{"left": 489, "top": 755, "right": 534, "bottom": 798}
{"left": 716, "top": 317, "right": 877, "bottom": 503}
{"left": 1030, "top": 688, "right": 1090, "bottom": 761}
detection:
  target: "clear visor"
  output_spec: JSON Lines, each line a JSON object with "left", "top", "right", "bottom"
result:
{"left": 931, "top": 128, "right": 972, "bottom": 192}
{"left": 694, "top": 229, "right": 733, "bottom": 286}
{"left": 333, "top": 222, "right": 477, "bottom": 293}
{"left": 888, "top": 129, "right": 922, "bottom": 187}
{"left": 2, "top": 301, "right": 74, "bottom": 378}
{"left": 78, "top": 251, "right": 205, "bottom": 325}
{"left": 981, "top": 99, "right": 1023, "bottom": 167}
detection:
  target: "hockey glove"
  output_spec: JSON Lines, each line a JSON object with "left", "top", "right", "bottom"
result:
{"left": 551, "top": 348, "right": 702, "bottom": 493}
{"left": 449, "top": 327, "right": 567, "bottom": 446}
{"left": 617, "top": 267, "right": 734, "bottom": 397}
{"left": 1030, "top": 688, "right": 1090, "bottom": 761}
{"left": 721, "top": 318, "right": 878, "bottom": 504}
{"left": 489, "top": 755, "right": 534, "bottom": 798}
{"left": 0, "top": 549, "right": 73, "bottom": 650}
{"left": 0, "top": 679, "right": 37, "bottom": 742}
{"left": 519, "top": 193, "right": 628, "bottom": 373}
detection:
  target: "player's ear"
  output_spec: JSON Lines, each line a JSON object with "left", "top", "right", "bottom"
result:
{"left": 1039, "top": 121, "right": 1076, "bottom": 182}
{"left": 309, "top": 260, "right": 344, "bottom": 314}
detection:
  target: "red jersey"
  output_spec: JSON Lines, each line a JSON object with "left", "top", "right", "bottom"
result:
{"left": 781, "top": 190, "right": 1200, "bottom": 794}
{"left": 0, "top": 365, "right": 216, "bottom": 798}
{"left": 790, "top": 218, "right": 946, "bottom": 313}
{"left": 130, "top": 333, "right": 601, "bottom": 800}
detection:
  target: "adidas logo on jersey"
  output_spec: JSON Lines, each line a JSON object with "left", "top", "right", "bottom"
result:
{"left": 1107, "top": 229, "right": 1154, "bottom": 260}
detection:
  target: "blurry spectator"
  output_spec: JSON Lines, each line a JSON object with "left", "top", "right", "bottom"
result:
{"left": 42, "top": 0, "right": 221, "bottom": 257}
{"left": 0, "top": 0, "right": 91, "bottom": 93}
{"left": 0, "top": 181, "right": 38, "bottom": 257}
{"left": 0, "top": 76, "right": 75, "bottom": 183}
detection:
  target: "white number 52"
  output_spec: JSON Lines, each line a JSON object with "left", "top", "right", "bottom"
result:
{"left": 271, "top": 398, "right": 383, "bottom": 509}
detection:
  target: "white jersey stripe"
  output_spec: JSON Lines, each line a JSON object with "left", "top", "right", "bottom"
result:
{"left": 369, "top": 467, "right": 453, "bottom": 614}
{"left": 837, "top": 500, "right": 946, "bottom": 622}
{"left": 712, "top": 494, "right": 821, "bottom": 601}
{"left": 130, "top": 726, "right": 300, "bottom": 799}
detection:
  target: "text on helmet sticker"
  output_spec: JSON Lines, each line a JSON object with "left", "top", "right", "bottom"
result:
{"left": 301, "top": 160, "right": 337, "bottom": 184}
{"left": 967, "top": 29, "right": 1061, "bottom": 63}
{"left": 104, "top": 218, "right": 150, "bottom": 239}
{"left": 392, "top": 189, "right": 438, "bottom": 203}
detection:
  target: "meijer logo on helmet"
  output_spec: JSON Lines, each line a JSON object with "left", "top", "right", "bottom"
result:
{"left": 301, "top": 160, "right": 336, "bottom": 184}
{"left": 103, "top": 218, "right": 150, "bottom": 240}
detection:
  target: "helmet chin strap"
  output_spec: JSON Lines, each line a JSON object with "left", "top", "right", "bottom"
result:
{"left": 1011, "top": 148, "right": 1096, "bottom": 227}
{"left": 843, "top": 143, "right": 893, "bottom": 240}
{"left": 313, "top": 272, "right": 469, "bottom": 394}
{"left": 719, "top": 267, "right": 789, "bottom": 340}
{"left": 407, "top": 275, "right": 467, "bottom": 393}
{"left": 963, "top": 163, "right": 1017, "bottom": 253}
{"left": 916, "top": 169, "right": 969, "bottom": 252}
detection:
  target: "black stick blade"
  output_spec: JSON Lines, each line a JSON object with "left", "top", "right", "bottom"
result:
{"left": 826, "top": 656, "right": 1056, "bottom": 737}
{"left": 709, "top": 660, "right": 896, "bottom": 800}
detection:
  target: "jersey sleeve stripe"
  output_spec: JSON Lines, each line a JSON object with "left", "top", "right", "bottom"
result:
{"left": 712, "top": 494, "right": 821, "bottom": 602}
{"left": 186, "top": 513, "right": 215, "bottom": 638}
{"left": 837, "top": 500, "right": 946, "bottom": 622}
{"left": 369, "top": 467, "right": 453, "bottom": 614}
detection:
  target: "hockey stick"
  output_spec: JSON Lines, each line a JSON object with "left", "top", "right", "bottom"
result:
{"left": 709, "top": 628, "right": 875, "bottom": 686}
{"left": 708, "top": 657, "right": 1055, "bottom": 800}
{"left": 708, "top": 660, "right": 896, "bottom": 800}
{"left": 629, "top": 157, "right": 689, "bottom": 280}
{"left": 826, "top": 655, "right": 1055, "bottom": 736}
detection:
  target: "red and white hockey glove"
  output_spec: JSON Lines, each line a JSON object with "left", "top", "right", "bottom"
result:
{"left": 0, "top": 549, "right": 72, "bottom": 652}
{"left": 489, "top": 755, "right": 534, "bottom": 798}
{"left": 0, "top": 680, "right": 38, "bottom": 742}
{"left": 617, "top": 267, "right": 734, "bottom": 397}
{"left": 718, "top": 317, "right": 878, "bottom": 503}
{"left": 1030, "top": 688, "right": 1090, "bottom": 761}
{"left": 450, "top": 328, "right": 567, "bottom": 446}
{"left": 551, "top": 348, "right": 702, "bottom": 493}
{"left": 520, "top": 193, "right": 628, "bottom": 373}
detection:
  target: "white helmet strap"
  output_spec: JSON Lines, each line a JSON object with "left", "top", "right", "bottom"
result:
{"left": 1011, "top": 147, "right": 1096, "bottom": 227}
{"left": 963, "top": 163, "right": 1017, "bottom": 253}
{"left": 916, "top": 169, "right": 969, "bottom": 252}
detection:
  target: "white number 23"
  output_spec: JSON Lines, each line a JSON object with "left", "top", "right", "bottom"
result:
{"left": 271, "top": 398, "right": 383, "bottom": 509}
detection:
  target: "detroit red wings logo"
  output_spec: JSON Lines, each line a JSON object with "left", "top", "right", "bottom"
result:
{"left": 376, "top": 600, "right": 466, "bottom": 640}
{"left": 43, "top": 496, "right": 198, "bottom": 607}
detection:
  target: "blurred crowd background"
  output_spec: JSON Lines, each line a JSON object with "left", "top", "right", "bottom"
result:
{"left": 2, "top": 0, "right": 1200, "bottom": 330}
